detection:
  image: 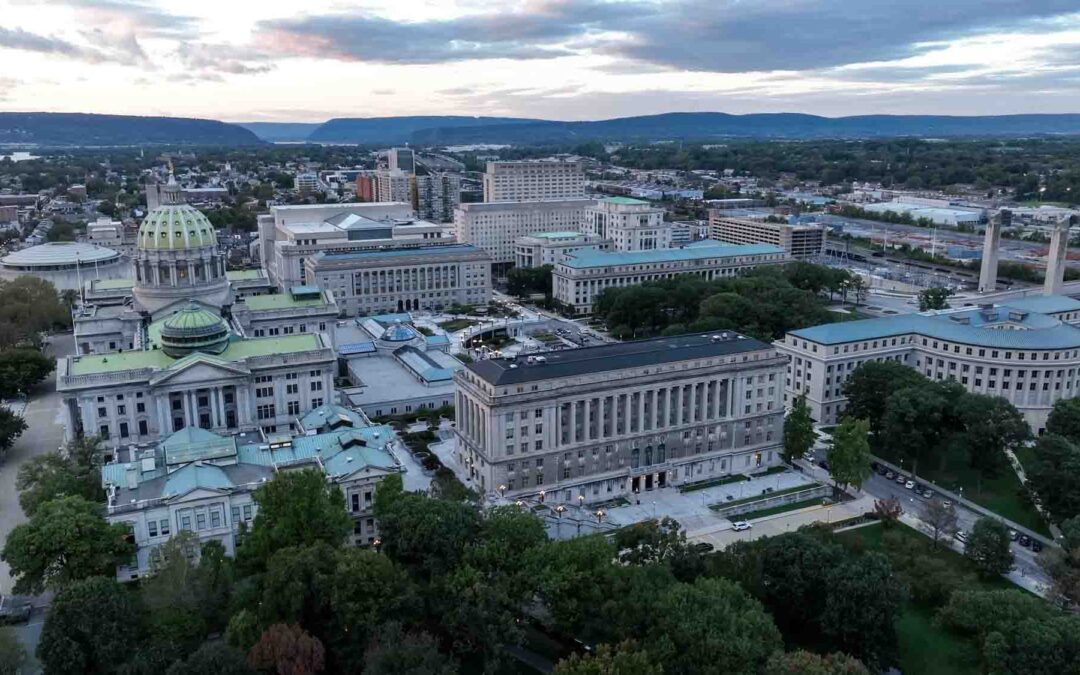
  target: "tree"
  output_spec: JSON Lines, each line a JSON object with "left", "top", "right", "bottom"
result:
{"left": 1042, "top": 515, "right": 1080, "bottom": 607}
{"left": 882, "top": 381, "right": 965, "bottom": 475}
{"left": 953, "top": 394, "right": 1029, "bottom": 480}
{"left": 17, "top": 436, "right": 105, "bottom": 516}
{"left": 0, "top": 348, "right": 54, "bottom": 398}
{"left": 0, "top": 628, "right": 26, "bottom": 675}
{"left": 38, "top": 576, "right": 145, "bottom": 675}
{"left": 841, "top": 362, "right": 924, "bottom": 437}
{"left": 828, "top": 418, "right": 872, "bottom": 491}
{"left": 820, "top": 553, "right": 903, "bottom": 670}
{"left": 917, "top": 287, "right": 952, "bottom": 311}
{"left": 554, "top": 641, "right": 661, "bottom": 675}
{"left": 165, "top": 643, "right": 254, "bottom": 675}
{"left": 1025, "top": 434, "right": 1080, "bottom": 523}
{"left": 765, "top": 650, "right": 870, "bottom": 675}
{"left": 924, "top": 498, "right": 959, "bottom": 548}
{"left": 1047, "top": 398, "right": 1080, "bottom": 444}
{"left": 362, "top": 623, "right": 456, "bottom": 675}
{"left": 240, "top": 469, "right": 352, "bottom": 571}
{"left": 2, "top": 495, "right": 133, "bottom": 594}
{"left": 248, "top": 624, "right": 325, "bottom": 675}
{"left": 964, "top": 518, "right": 1014, "bottom": 579}
{"left": 783, "top": 394, "right": 815, "bottom": 464}
{"left": 330, "top": 549, "right": 416, "bottom": 669}
{"left": 0, "top": 408, "right": 26, "bottom": 457}
{"left": 872, "top": 497, "right": 902, "bottom": 527}
{"left": 0, "top": 276, "right": 71, "bottom": 347}
{"left": 645, "top": 577, "right": 782, "bottom": 674}
{"left": 373, "top": 475, "right": 480, "bottom": 579}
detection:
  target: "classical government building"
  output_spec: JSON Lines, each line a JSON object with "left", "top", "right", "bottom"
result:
{"left": 102, "top": 404, "right": 402, "bottom": 579}
{"left": 552, "top": 242, "right": 787, "bottom": 315}
{"left": 59, "top": 178, "right": 337, "bottom": 447}
{"left": 778, "top": 295, "right": 1080, "bottom": 432}
{"left": 454, "top": 331, "right": 786, "bottom": 503}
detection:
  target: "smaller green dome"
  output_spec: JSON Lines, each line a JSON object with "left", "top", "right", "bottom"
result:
{"left": 138, "top": 204, "right": 218, "bottom": 251}
{"left": 159, "top": 302, "right": 230, "bottom": 358}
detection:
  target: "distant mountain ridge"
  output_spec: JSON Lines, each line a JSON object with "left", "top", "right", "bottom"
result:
{"left": 306, "top": 116, "right": 540, "bottom": 144}
{"left": 408, "top": 112, "right": 1080, "bottom": 144}
{"left": 0, "top": 112, "right": 264, "bottom": 147}
{"left": 236, "top": 122, "right": 322, "bottom": 142}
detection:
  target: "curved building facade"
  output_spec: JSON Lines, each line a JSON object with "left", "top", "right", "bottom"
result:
{"left": 778, "top": 295, "right": 1080, "bottom": 432}
{"left": 0, "top": 241, "right": 126, "bottom": 290}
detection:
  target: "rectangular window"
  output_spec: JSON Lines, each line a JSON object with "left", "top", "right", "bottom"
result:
{"left": 160, "top": 519, "right": 170, "bottom": 535}
{"left": 147, "top": 521, "right": 157, "bottom": 537}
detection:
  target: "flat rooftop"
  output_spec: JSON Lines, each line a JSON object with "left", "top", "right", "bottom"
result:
{"left": 562, "top": 243, "right": 783, "bottom": 269}
{"left": 466, "top": 331, "right": 773, "bottom": 386}
{"left": 69, "top": 333, "right": 324, "bottom": 376}
{"left": 319, "top": 244, "right": 484, "bottom": 261}
{"left": 242, "top": 291, "right": 330, "bottom": 311}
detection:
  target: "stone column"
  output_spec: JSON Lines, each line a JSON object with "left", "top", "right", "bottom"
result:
{"left": 210, "top": 388, "right": 221, "bottom": 428}
{"left": 569, "top": 400, "right": 577, "bottom": 444}
{"left": 157, "top": 394, "right": 169, "bottom": 435}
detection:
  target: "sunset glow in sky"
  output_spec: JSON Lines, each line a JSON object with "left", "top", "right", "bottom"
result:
{"left": 2, "top": 0, "right": 1080, "bottom": 122}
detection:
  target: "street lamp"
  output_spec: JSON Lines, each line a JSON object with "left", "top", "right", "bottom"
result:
{"left": 514, "top": 500, "right": 525, "bottom": 508}
{"left": 554, "top": 504, "right": 566, "bottom": 537}
{"left": 373, "top": 538, "right": 382, "bottom": 553}
{"left": 539, "top": 490, "right": 546, "bottom": 503}
{"left": 498, "top": 484, "right": 507, "bottom": 498}
{"left": 577, "top": 494, "right": 585, "bottom": 511}
{"left": 594, "top": 509, "right": 606, "bottom": 525}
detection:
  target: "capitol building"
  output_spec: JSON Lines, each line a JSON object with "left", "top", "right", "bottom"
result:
{"left": 58, "top": 177, "right": 340, "bottom": 448}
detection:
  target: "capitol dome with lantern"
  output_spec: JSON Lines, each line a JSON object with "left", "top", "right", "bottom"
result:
{"left": 131, "top": 175, "right": 230, "bottom": 313}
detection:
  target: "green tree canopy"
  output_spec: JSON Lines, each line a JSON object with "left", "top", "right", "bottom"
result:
{"left": 765, "top": 650, "right": 870, "bottom": 675}
{"left": 917, "top": 287, "right": 952, "bottom": 311}
{"left": 1026, "top": 434, "right": 1080, "bottom": 523}
{"left": 16, "top": 436, "right": 104, "bottom": 517}
{"left": 2, "top": 495, "right": 133, "bottom": 594}
{"left": 963, "top": 518, "right": 1014, "bottom": 579}
{"left": 554, "top": 641, "right": 661, "bottom": 675}
{"left": 38, "top": 576, "right": 145, "bottom": 675}
{"left": 0, "top": 348, "right": 54, "bottom": 398}
{"left": 783, "top": 394, "right": 815, "bottom": 464}
{"left": 0, "top": 408, "right": 26, "bottom": 456}
{"left": 240, "top": 469, "right": 352, "bottom": 571}
{"left": 828, "top": 418, "right": 872, "bottom": 491}
{"left": 840, "top": 361, "right": 925, "bottom": 437}
{"left": 1046, "top": 398, "right": 1080, "bottom": 444}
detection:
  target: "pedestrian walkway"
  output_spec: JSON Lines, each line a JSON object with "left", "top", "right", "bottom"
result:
{"left": 1006, "top": 447, "right": 1062, "bottom": 540}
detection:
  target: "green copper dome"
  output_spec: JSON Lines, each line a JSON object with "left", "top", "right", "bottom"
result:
{"left": 138, "top": 203, "right": 218, "bottom": 251}
{"left": 159, "top": 302, "right": 230, "bottom": 358}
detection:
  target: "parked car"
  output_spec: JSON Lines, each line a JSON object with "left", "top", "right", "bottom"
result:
{"left": 1009, "top": 529, "right": 1019, "bottom": 541}
{"left": 692, "top": 542, "right": 715, "bottom": 554}
{"left": 904, "top": 480, "right": 916, "bottom": 489}
{"left": 954, "top": 531, "right": 969, "bottom": 544}
{"left": 895, "top": 474, "right": 907, "bottom": 484}
{"left": 731, "top": 521, "right": 752, "bottom": 532}
{"left": 818, "top": 460, "right": 830, "bottom": 471}
{"left": 885, "top": 471, "right": 896, "bottom": 480}
{"left": 942, "top": 500, "right": 953, "bottom": 509}
{"left": 0, "top": 596, "right": 31, "bottom": 625}
{"left": 1032, "top": 539, "right": 1043, "bottom": 553}
{"left": 1018, "top": 535, "right": 1032, "bottom": 548}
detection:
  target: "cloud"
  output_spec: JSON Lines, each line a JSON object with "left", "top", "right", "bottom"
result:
{"left": 254, "top": 0, "right": 1080, "bottom": 75}
{"left": 0, "top": 25, "right": 140, "bottom": 64}
{"left": 173, "top": 42, "right": 275, "bottom": 76}
{"left": 37, "top": 0, "right": 199, "bottom": 38}
{"left": 256, "top": 0, "right": 639, "bottom": 64}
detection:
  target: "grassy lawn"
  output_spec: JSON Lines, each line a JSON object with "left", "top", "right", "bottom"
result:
{"left": 875, "top": 447, "right": 1050, "bottom": 536}
{"left": 738, "top": 497, "right": 823, "bottom": 520}
{"left": 838, "top": 523, "right": 1016, "bottom": 675}
{"left": 438, "top": 318, "right": 479, "bottom": 332}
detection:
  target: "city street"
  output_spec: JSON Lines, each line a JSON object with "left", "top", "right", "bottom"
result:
{"left": 0, "top": 332, "right": 72, "bottom": 596}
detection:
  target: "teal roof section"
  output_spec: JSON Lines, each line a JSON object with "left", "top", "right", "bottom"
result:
{"left": 243, "top": 291, "right": 329, "bottom": 311}
{"left": 1000, "top": 295, "right": 1080, "bottom": 315}
{"left": 298, "top": 403, "right": 366, "bottom": 433}
{"left": 159, "top": 302, "right": 230, "bottom": 357}
{"left": 790, "top": 304, "right": 1080, "bottom": 350}
{"left": 563, "top": 242, "right": 784, "bottom": 269}
{"left": 533, "top": 231, "right": 585, "bottom": 239}
{"left": 603, "top": 196, "right": 650, "bottom": 205}
{"left": 162, "top": 427, "right": 237, "bottom": 465}
{"left": 163, "top": 462, "right": 233, "bottom": 497}
{"left": 138, "top": 203, "right": 217, "bottom": 250}
{"left": 226, "top": 269, "right": 266, "bottom": 281}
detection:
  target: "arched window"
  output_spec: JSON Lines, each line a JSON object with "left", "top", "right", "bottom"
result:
{"left": 657, "top": 443, "right": 667, "bottom": 463}
{"left": 644, "top": 445, "right": 653, "bottom": 466}
{"left": 630, "top": 448, "right": 640, "bottom": 469}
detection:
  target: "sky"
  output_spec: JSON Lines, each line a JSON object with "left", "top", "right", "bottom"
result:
{"left": 2, "top": 0, "right": 1080, "bottom": 123}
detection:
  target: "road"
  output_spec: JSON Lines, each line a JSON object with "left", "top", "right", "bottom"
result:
{"left": 0, "top": 333, "right": 72, "bottom": 596}
{"left": 804, "top": 435, "right": 1053, "bottom": 594}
